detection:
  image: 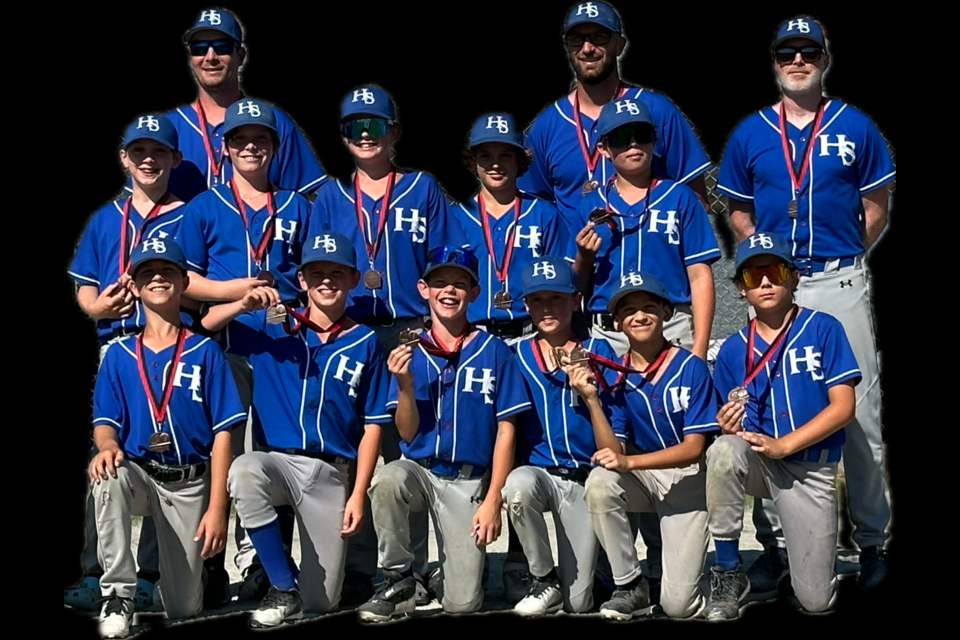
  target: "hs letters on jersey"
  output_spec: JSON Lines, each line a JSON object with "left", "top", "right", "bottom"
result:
{"left": 462, "top": 367, "right": 496, "bottom": 405}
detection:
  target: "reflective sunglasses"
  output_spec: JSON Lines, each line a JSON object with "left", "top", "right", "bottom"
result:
{"left": 604, "top": 123, "right": 656, "bottom": 148}
{"left": 738, "top": 263, "right": 793, "bottom": 289}
{"left": 341, "top": 118, "right": 393, "bottom": 140}
{"left": 188, "top": 39, "right": 236, "bottom": 56}
{"left": 564, "top": 31, "right": 613, "bottom": 48}
{"left": 773, "top": 46, "right": 824, "bottom": 65}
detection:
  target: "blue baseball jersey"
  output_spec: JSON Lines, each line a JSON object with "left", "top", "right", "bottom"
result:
{"left": 179, "top": 186, "right": 312, "bottom": 300}
{"left": 223, "top": 311, "right": 391, "bottom": 459}
{"left": 453, "top": 195, "right": 574, "bottom": 323}
{"left": 386, "top": 331, "right": 532, "bottom": 468}
{"left": 610, "top": 348, "right": 719, "bottom": 453}
{"left": 518, "top": 85, "right": 712, "bottom": 231}
{"left": 93, "top": 333, "right": 246, "bottom": 465}
{"left": 514, "top": 336, "right": 623, "bottom": 468}
{"left": 69, "top": 200, "right": 187, "bottom": 343}
{"left": 716, "top": 99, "right": 896, "bottom": 261}
{"left": 309, "top": 173, "right": 466, "bottom": 321}
{"left": 713, "top": 308, "right": 861, "bottom": 454}
{"left": 575, "top": 180, "right": 721, "bottom": 313}
{"left": 155, "top": 103, "right": 326, "bottom": 202}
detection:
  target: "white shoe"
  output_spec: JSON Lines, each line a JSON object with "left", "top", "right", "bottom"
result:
{"left": 514, "top": 575, "right": 563, "bottom": 617}
{"left": 249, "top": 587, "right": 303, "bottom": 629}
{"left": 98, "top": 596, "right": 134, "bottom": 638}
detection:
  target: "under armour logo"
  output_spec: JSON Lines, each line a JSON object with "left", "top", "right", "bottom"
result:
{"left": 748, "top": 233, "right": 774, "bottom": 249}
{"left": 840, "top": 280, "right": 853, "bottom": 288}
{"left": 142, "top": 238, "right": 167, "bottom": 253}
{"left": 137, "top": 116, "right": 160, "bottom": 132}
{"left": 787, "top": 19, "right": 810, "bottom": 33}
{"left": 352, "top": 89, "right": 375, "bottom": 104}
{"left": 620, "top": 272, "right": 644, "bottom": 287}
{"left": 470, "top": 496, "right": 483, "bottom": 504}
{"left": 314, "top": 234, "right": 338, "bottom": 253}
{"left": 614, "top": 100, "right": 640, "bottom": 116}
{"left": 576, "top": 2, "right": 599, "bottom": 17}
{"left": 486, "top": 116, "right": 509, "bottom": 134}
{"left": 237, "top": 101, "right": 261, "bottom": 117}
{"left": 531, "top": 261, "right": 556, "bottom": 279}
{"left": 200, "top": 10, "right": 221, "bottom": 25}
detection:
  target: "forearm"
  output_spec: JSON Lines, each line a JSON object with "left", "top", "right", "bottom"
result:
{"left": 862, "top": 186, "right": 890, "bottom": 250}
{"left": 586, "top": 395, "right": 622, "bottom": 453}
{"left": 484, "top": 418, "right": 516, "bottom": 506}
{"left": 771, "top": 384, "right": 856, "bottom": 457}
{"left": 92, "top": 425, "right": 121, "bottom": 453}
{"left": 351, "top": 424, "right": 382, "bottom": 500}
{"left": 727, "top": 199, "right": 756, "bottom": 242}
{"left": 208, "top": 430, "right": 232, "bottom": 514}
{"left": 687, "top": 174, "right": 710, "bottom": 211}
{"left": 393, "top": 386, "right": 420, "bottom": 444}
{"left": 687, "top": 263, "right": 715, "bottom": 360}
{"left": 626, "top": 434, "right": 705, "bottom": 471}
{"left": 573, "top": 251, "right": 596, "bottom": 301}
{"left": 77, "top": 286, "right": 107, "bottom": 321}
{"left": 201, "top": 299, "right": 248, "bottom": 333}
{"left": 185, "top": 272, "right": 251, "bottom": 303}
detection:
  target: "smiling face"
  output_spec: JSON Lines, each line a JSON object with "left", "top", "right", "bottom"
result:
{"left": 298, "top": 261, "right": 359, "bottom": 314}
{"left": 566, "top": 23, "right": 624, "bottom": 86}
{"left": 524, "top": 290, "right": 581, "bottom": 337}
{"left": 613, "top": 291, "right": 671, "bottom": 346}
{"left": 341, "top": 117, "right": 399, "bottom": 166}
{"left": 120, "top": 140, "right": 182, "bottom": 191}
{"left": 225, "top": 124, "right": 275, "bottom": 177}
{"left": 132, "top": 259, "right": 188, "bottom": 309}
{"left": 474, "top": 142, "right": 520, "bottom": 194}
{"left": 188, "top": 28, "right": 244, "bottom": 94}
{"left": 774, "top": 37, "right": 828, "bottom": 95}
{"left": 418, "top": 266, "right": 480, "bottom": 323}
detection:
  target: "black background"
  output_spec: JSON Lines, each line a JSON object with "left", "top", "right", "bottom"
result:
{"left": 60, "top": 2, "right": 907, "bottom": 636}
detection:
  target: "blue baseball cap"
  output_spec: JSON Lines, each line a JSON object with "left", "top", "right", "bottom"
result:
{"left": 122, "top": 114, "right": 179, "bottom": 151}
{"left": 128, "top": 238, "right": 188, "bottom": 276}
{"left": 300, "top": 231, "right": 357, "bottom": 270}
{"left": 520, "top": 257, "right": 578, "bottom": 297}
{"left": 468, "top": 113, "right": 524, "bottom": 150}
{"left": 422, "top": 246, "right": 479, "bottom": 285}
{"left": 596, "top": 98, "right": 656, "bottom": 137}
{"left": 564, "top": 1, "right": 621, "bottom": 34}
{"left": 341, "top": 86, "right": 396, "bottom": 122}
{"left": 223, "top": 99, "right": 278, "bottom": 138}
{"left": 734, "top": 233, "right": 796, "bottom": 272}
{"left": 183, "top": 8, "right": 243, "bottom": 43}
{"left": 607, "top": 271, "right": 671, "bottom": 315}
{"left": 772, "top": 17, "right": 826, "bottom": 49}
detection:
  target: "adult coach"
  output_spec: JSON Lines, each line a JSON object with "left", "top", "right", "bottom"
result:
{"left": 716, "top": 16, "right": 895, "bottom": 593}
{"left": 164, "top": 8, "right": 325, "bottom": 201}
{"left": 519, "top": 1, "right": 711, "bottom": 231}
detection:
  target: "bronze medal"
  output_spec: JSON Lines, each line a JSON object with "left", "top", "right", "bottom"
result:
{"left": 493, "top": 289, "right": 513, "bottom": 309}
{"left": 398, "top": 328, "right": 420, "bottom": 347}
{"left": 727, "top": 386, "right": 749, "bottom": 406}
{"left": 363, "top": 269, "right": 382, "bottom": 290}
{"left": 588, "top": 207, "right": 611, "bottom": 224}
{"left": 550, "top": 346, "right": 569, "bottom": 368}
{"left": 148, "top": 432, "right": 172, "bottom": 453}
{"left": 568, "top": 346, "right": 591, "bottom": 365}
{"left": 265, "top": 304, "right": 287, "bottom": 325}
{"left": 256, "top": 271, "right": 276, "bottom": 287}
{"left": 581, "top": 179, "right": 599, "bottom": 194}
{"left": 787, "top": 199, "right": 798, "bottom": 219}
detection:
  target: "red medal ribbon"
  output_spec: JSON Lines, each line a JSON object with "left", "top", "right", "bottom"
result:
{"left": 354, "top": 170, "right": 396, "bottom": 267}
{"left": 591, "top": 342, "right": 672, "bottom": 392}
{"left": 414, "top": 323, "right": 471, "bottom": 358}
{"left": 119, "top": 192, "right": 171, "bottom": 275}
{"left": 229, "top": 178, "right": 277, "bottom": 269}
{"left": 282, "top": 306, "right": 347, "bottom": 342}
{"left": 743, "top": 304, "right": 800, "bottom": 387}
{"left": 778, "top": 100, "right": 825, "bottom": 201}
{"left": 192, "top": 100, "right": 226, "bottom": 184}
{"left": 479, "top": 194, "right": 521, "bottom": 290}
{"left": 136, "top": 326, "right": 188, "bottom": 425}
{"left": 573, "top": 83, "right": 629, "bottom": 178}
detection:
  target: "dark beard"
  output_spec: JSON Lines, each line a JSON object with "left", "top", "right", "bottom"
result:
{"left": 572, "top": 54, "right": 617, "bottom": 86}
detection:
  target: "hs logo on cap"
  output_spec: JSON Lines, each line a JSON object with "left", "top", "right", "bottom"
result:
{"left": 532, "top": 261, "right": 556, "bottom": 279}
{"left": 621, "top": 272, "right": 644, "bottom": 286}
{"left": 200, "top": 10, "right": 221, "bottom": 25}
{"left": 487, "top": 116, "right": 509, "bottom": 133}
{"left": 749, "top": 233, "right": 774, "bottom": 249}
{"left": 615, "top": 100, "right": 640, "bottom": 116}
{"left": 787, "top": 19, "right": 810, "bottom": 33}
{"left": 143, "top": 238, "right": 167, "bottom": 253}
{"left": 237, "top": 101, "right": 261, "bottom": 117}
{"left": 137, "top": 116, "right": 160, "bottom": 132}
{"left": 577, "top": 2, "right": 599, "bottom": 17}
{"left": 353, "top": 89, "right": 375, "bottom": 104}
{"left": 314, "top": 234, "right": 338, "bottom": 252}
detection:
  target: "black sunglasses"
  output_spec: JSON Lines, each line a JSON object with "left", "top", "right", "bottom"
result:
{"left": 603, "top": 124, "right": 656, "bottom": 147}
{"left": 188, "top": 39, "right": 236, "bottom": 56}
{"left": 773, "top": 46, "right": 824, "bottom": 65}
{"left": 564, "top": 31, "right": 613, "bottom": 48}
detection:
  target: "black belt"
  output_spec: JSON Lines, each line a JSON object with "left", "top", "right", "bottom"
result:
{"left": 415, "top": 458, "right": 487, "bottom": 479}
{"left": 265, "top": 447, "right": 350, "bottom": 465}
{"left": 545, "top": 466, "right": 590, "bottom": 485}
{"left": 135, "top": 459, "right": 207, "bottom": 484}
{"left": 477, "top": 318, "right": 531, "bottom": 339}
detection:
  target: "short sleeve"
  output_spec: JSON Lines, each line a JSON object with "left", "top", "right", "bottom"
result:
{"left": 820, "top": 316, "right": 862, "bottom": 388}
{"left": 539, "top": 202, "right": 572, "bottom": 259}
{"left": 652, "top": 97, "right": 712, "bottom": 184}
{"left": 517, "top": 119, "right": 555, "bottom": 202}
{"left": 712, "top": 337, "right": 742, "bottom": 400}
{"left": 178, "top": 203, "right": 208, "bottom": 274}
{"left": 495, "top": 352, "right": 533, "bottom": 420}
{"left": 222, "top": 311, "right": 268, "bottom": 359}
{"left": 360, "top": 342, "right": 393, "bottom": 424}
{"left": 678, "top": 187, "right": 721, "bottom": 266}
{"left": 204, "top": 345, "right": 247, "bottom": 433}
{"left": 680, "top": 360, "right": 720, "bottom": 435}
{"left": 272, "top": 109, "right": 327, "bottom": 196}
{"left": 68, "top": 215, "right": 103, "bottom": 287}
{"left": 856, "top": 118, "right": 896, "bottom": 193}
{"left": 717, "top": 126, "right": 755, "bottom": 202}
{"left": 427, "top": 179, "right": 466, "bottom": 249}
{"left": 92, "top": 346, "right": 126, "bottom": 435}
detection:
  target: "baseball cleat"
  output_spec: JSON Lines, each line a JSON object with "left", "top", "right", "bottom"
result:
{"left": 358, "top": 573, "right": 417, "bottom": 623}
{"left": 705, "top": 565, "right": 750, "bottom": 621}
{"left": 599, "top": 576, "right": 651, "bottom": 621}
{"left": 514, "top": 573, "right": 563, "bottom": 617}
{"left": 98, "top": 595, "right": 134, "bottom": 638}
{"left": 249, "top": 587, "right": 303, "bottom": 628}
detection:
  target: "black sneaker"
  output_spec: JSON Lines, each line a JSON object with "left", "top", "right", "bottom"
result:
{"left": 857, "top": 546, "right": 889, "bottom": 592}
{"left": 746, "top": 546, "right": 789, "bottom": 595}
{"left": 357, "top": 573, "right": 417, "bottom": 623}
{"left": 249, "top": 587, "right": 303, "bottom": 628}
{"left": 705, "top": 565, "right": 750, "bottom": 621}
{"left": 599, "top": 576, "right": 651, "bottom": 621}
{"left": 427, "top": 567, "right": 443, "bottom": 605}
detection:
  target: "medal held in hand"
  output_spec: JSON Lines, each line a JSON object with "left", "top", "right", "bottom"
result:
{"left": 265, "top": 304, "right": 287, "bottom": 325}
{"left": 148, "top": 432, "right": 172, "bottom": 453}
{"left": 727, "top": 386, "right": 749, "bottom": 406}
{"left": 588, "top": 207, "right": 612, "bottom": 224}
{"left": 398, "top": 328, "right": 420, "bottom": 347}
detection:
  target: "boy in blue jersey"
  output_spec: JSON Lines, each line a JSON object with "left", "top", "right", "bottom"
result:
{"left": 90, "top": 239, "right": 243, "bottom": 638}
{"left": 577, "top": 272, "right": 718, "bottom": 620}
{"left": 66, "top": 114, "right": 188, "bottom": 614}
{"left": 358, "top": 246, "right": 531, "bottom": 622}
{"left": 504, "top": 257, "right": 618, "bottom": 616}
{"left": 200, "top": 231, "right": 390, "bottom": 627}
{"left": 705, "top": 232, "right": 860, "bottom": 620}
